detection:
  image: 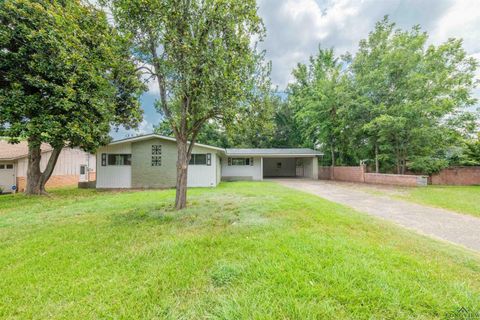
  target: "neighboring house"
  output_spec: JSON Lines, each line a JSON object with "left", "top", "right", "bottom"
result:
{"left": 96, "top": 134, "right": 322, "bottom": 189}
{"left": 0, "top": 140, "right": 96, "bottom": 193}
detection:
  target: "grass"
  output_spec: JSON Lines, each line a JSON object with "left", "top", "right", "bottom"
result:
{"left": 0, "top": 182, "right": 479, "bottom": 319}
{"left": 393, "top": 185, "right": 480, "bottom": 217}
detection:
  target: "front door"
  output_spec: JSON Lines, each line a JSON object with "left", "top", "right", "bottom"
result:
{"left": 79, "top": 165, "right": 88, "bottom": 182}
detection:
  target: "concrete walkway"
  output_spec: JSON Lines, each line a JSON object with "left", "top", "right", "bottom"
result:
{"left": 275, "top": 179, "right": 480, "bottom": 252}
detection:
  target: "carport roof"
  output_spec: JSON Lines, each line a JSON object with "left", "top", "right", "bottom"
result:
{"left": 225, "top": 148, "right": 323, "bottom": 157}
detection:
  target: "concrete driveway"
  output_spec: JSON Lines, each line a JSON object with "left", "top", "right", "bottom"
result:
{"left": 274, "top": 179, "right": 480, "bottom": 252}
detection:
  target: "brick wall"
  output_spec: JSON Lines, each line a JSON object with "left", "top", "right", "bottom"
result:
{"left": 318, "top": 166, "right": 331, "bottom": 180}
{"left": 431, "top": 167, "right": 480, "bottom": 185}
{"left": 16, "top": 175, "right": 79, "bottom": 192}
{"left": 318, "top": 165, "right": 427, "bottom": 187}
{"left": 365, "top": 173, "right": 427, "bottom": 187}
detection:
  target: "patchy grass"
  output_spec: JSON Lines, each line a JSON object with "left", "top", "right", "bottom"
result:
{"left": 393, "top": 185, "right": 480, "bottom": 218}
{"left": 0, "top": 182, "right": 479, "bottom": 319}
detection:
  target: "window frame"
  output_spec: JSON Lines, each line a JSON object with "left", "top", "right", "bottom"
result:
{"left": 189, "top": 153, "right": 211, "bottom": 166}
{"left": 106, "top": 154, "right": 132, "bottom": 166}
{"left": 228, "top": 157, "right": 254, "bottom": 166}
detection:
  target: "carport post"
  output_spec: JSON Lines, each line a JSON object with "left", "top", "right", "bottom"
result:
{"left": 260, "top": 157, "right": 263, "bottom": 181}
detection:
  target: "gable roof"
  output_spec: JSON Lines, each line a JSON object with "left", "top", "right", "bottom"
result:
{"left": 108, "top": 134, "right": 323, "bottom": 157}
{"left": 108, "top": 134, "right": 226, "bottom": 152}
{"left": 225, "top": 148, "right": 323, "bottom": 157}
{"left": 0, "top": 140, "right": 52, "bottom": 161}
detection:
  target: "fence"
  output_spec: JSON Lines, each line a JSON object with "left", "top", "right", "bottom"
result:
{"left": 430, "top": 166, "right": 480, "bottom": 185}
{"left": 319, "top": 165, "right": 428, "bottom": 187}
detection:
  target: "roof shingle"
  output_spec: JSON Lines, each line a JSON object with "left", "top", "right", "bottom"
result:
{"left": 0, "top": 140, "right": 52, "bottom": 160}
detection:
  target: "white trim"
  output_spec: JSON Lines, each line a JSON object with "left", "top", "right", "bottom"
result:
{"left": 109, "top": 134, "right": 225, "bottom": 152}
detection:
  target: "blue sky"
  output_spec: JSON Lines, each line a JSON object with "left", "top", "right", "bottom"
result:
{"left": 114, "top": 0, "right": 480, "bottom": 139}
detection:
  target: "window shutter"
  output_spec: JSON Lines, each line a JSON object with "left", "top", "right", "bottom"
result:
{"left": 228, "top": 158, "right": 231, "bottom": 166}
{"left": 101, "top": 153, "right": 106, "bottom": 166}
{"left": 206, "top": 153, "right": 211, "bottom": 166}
{"left": 250, "top": 158, "right": 254, "bottom": 166}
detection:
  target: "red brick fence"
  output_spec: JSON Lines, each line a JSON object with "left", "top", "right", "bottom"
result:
{"left": 319, "top": 165, "right": 428, "bottom": 187}
{"left": 430, "top": 166, "right": 480, "bottom": 185}
{"left": 319, "top": 165, "right": 480, "bottom": 186}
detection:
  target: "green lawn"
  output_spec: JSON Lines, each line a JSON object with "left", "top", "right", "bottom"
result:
{"left": 1, "top": 182, "right": 479, "bottom": 319}
{"left": 394, "top": 185, "right": 480, "bottom": 217}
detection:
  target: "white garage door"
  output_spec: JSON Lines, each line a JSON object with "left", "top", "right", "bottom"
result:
{"left": 0, "top": 163, "right": 15, "bottom": 193}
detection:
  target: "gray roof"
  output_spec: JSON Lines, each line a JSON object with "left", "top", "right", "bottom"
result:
{"left": 225, "top": 148, "right": 323, "bottom": 156}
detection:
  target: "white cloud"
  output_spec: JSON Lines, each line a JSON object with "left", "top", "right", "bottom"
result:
{"left": 258, "top": 0, "right": 474, "bottom": 89}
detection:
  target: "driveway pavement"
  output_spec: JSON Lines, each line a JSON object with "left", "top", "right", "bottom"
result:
{"left": 274, "top": 179, "right": 480, "bottom": 252}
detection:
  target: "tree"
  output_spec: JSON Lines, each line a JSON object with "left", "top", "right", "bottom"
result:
{"left": 350, "top": 17, "right": 478, "bottom": 174}
{"left": 460, "top": 133, "right": 480, "bottom": 166}
{"left": 0, "top": 0, "right": 144, "bottom": 194}
{"left": 288, "top": 48, "right": 350, "bottom": 171}
{"left": 104, "top": 0, "right": 266, "bottom": 209}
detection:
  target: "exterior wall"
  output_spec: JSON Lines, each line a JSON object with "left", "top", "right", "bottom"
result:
{"left": 263, "top": 158, "right": 296, "bottom": 177}
{"left": 221, "top": 156, "right": 262, "bottom": 181}
{"left": 16, "top": 175, "right": 80, "bottom": 192}
{"left": 303, "top": 157, "right": 318, "bottom": 179}
{"left": 430, "top": 166, "right": 480, "bottom": 185}
{"left": 187, "top": 145, "right": 219, "bottom": 187}
{"left": 131, "top": 138, "right": 219, "bottom": 188}
{"left": 96, "top": 143, "right": 132, "bottom": 188}
{"left": 15, "top": 148, "right": 95, "bottom": 177}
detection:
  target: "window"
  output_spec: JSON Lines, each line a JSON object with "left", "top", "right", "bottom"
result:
{"left": 80, "top": 165, "right": 86, "bottom": 175}
{"left": 228, "top": 157, "right": 253, "bottom": 166}
{"left": 189, "top": 153, "right": 211, "bottom": 165}
{"left": 151, "top": 156, "right": 162, "bottom": 166}
{"left": 6, "top": 164, "right": 13, "bottom": 169}
{"left": 0, "top": 164, "right": 13, "bottom": 169}
{"left": 107, "top": 154, "right": 131, "bottom": 166}
{"left": 276, "top": 162, "right": 282, "bottom": 169}
{"left": 0, "top": 165, "right": 4, "bottom": 169}
{"left": 101, "top": 153, "right": 107, "bottom": 166}
{"left": 151, "top": 145, "right": 162, "bottom": 166}
{"left": 152, "top": 145, "right": 162, "bottom": 155}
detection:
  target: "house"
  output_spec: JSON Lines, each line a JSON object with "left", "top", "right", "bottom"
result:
{"left": 0, "top": 140, "right": 96, "bottom": 193}
{"left": 96, "top": 134, "right": 322, "bottom": 189}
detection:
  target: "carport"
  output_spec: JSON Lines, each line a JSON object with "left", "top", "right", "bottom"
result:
{"left": 224, "top": 148, "right": 323, "bottom": 181}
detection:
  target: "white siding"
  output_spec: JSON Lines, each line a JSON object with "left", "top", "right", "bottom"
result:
{"left": 15, "top": 149, "right": 96, "bottom": 177}
{"left": 221, "top": 156, "right": 262, "bottom": 181}
{"left": 187, "top": 146, "right": 219, "bottom": 187}
{"left": 96, "top": 143, "right": 132, "bottom": 188}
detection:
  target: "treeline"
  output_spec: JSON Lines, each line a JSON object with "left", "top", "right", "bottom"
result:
{"left": 156, "top": 17, "right": 479, "bottom": 174}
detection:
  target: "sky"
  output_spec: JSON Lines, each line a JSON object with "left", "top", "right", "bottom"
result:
{"left": 115, "top": 0, "right": 480, "bottom": 139}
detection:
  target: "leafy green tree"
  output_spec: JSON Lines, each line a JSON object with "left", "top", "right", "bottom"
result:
{"left": 460, "top": 133, "right": 480, "bottom": 166}
{"left": 288, "top": 48, "right": 350, "bottom": 170}
{"left": 0, "top": 0, "right": 144, "bottom": 194}
{"left": 350, "top": 17, "right": 478, "bottom": 174}
{"left": 104, "top": 0, "right": 266, "bottom": 209}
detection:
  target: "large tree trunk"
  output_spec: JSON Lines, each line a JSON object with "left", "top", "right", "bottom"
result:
{"left": 175, "top": 139, "right": 190, "bottom": 210}
{"left": 25, "top": 139, "right": 62, "bottom": 195}
{"left": 374, "top": 143, "right": 379, "bottom": 173}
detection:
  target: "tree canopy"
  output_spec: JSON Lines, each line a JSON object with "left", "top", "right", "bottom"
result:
{"left": 104, "top": 0, "right": 268, "bottom": 208}
{"left": 0, "top": 0, "right": 144, "bottom": 194}
{"left": 285, "top": 17, "right": 479, "bottom": 174}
